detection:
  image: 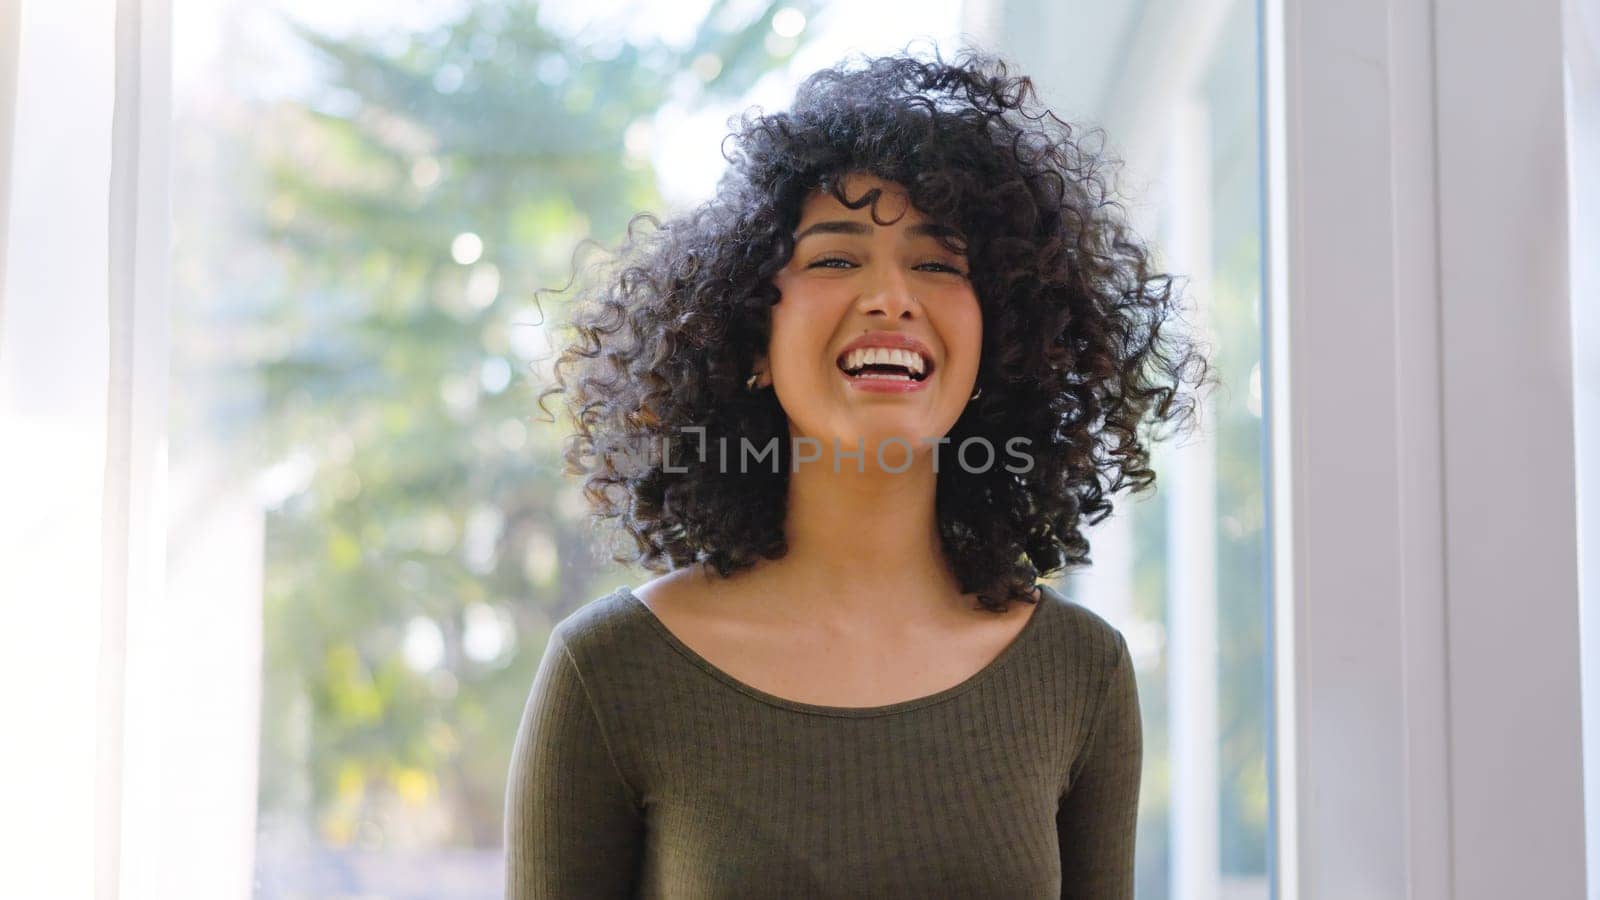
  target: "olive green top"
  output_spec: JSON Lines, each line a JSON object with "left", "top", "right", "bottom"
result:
{"left": 504, "top": 582, "right": 1141, "bottom": 899}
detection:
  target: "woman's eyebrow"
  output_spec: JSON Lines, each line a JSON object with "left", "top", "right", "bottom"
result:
{"left": 794, "top": 220, "right": 870, "bottom": 241}
{"left": 793, "top": 220, "right": 966, "bottom": 243}
{"left": 908, "top": 222, "right": 964, "bottom": 241}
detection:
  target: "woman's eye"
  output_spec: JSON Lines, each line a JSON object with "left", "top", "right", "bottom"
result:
{"left": 803, "top": 257, "right": 967, "bottom": 277}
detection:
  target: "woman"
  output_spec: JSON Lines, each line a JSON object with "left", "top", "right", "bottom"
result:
{"left": 507, "top": 50, "right": 1211, "bottom": 899}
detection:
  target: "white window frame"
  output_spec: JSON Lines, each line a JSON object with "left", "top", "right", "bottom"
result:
{"left": 1267, "top": 0, "right": 1584, "bottom": 897}
{"left": 1571, "top": 0, "right": 1600, "bottom": 892}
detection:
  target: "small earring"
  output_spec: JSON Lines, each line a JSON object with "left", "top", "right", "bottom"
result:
{"left": 746, "top": 373, "right": 764, "bottom": 392}
{"left": 970, "top": 386, "right": 983, "bottom": 401}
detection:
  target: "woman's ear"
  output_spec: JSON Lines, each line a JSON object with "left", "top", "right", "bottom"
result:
{"left": 746, "top": 355, "right": 771, "bottom": 391}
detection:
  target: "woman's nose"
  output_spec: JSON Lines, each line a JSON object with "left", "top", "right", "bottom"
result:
{"left": 858, "top": 270, "right": 920, "bottom": 318}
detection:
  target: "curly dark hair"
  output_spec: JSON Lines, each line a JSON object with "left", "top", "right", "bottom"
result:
{"left": 538, "top": 48, "right": 1214, "bottom": 614}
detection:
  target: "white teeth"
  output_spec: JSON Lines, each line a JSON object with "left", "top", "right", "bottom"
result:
{"left": 841, "top": 346, "right": 928, "bottom": 376}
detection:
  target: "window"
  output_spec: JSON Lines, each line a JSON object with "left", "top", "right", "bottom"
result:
{"left": 169, "top": 1, "right": 1271, "bottom": 894}
{"left": 6, "top": 0, "right": 1583, "bottom": 896}
{"left": 974, "top": 1, "right": 1272, "bottom": 896}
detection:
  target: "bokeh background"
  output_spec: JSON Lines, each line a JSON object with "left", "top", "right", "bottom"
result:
{"left": 166, "top": 0, "right": 1270, "bottom": 895}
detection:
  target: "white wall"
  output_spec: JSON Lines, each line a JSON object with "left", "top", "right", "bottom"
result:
{"left": 1269, "top": 0, "right": 1585, "bottom": 896}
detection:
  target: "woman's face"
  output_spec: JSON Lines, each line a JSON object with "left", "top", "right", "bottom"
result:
{"left": 762, "top": 173, "right": 982, "bottom": 465}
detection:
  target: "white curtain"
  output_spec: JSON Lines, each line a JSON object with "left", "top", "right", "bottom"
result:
{"left": 0, "top": 0, "right": 258, "bottom": 897}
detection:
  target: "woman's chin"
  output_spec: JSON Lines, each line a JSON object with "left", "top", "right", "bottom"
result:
{"left": 796, "top": 428, "right": 943, "bottom": 467}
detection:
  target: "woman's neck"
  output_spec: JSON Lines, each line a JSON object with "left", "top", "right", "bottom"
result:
{"left": 747, "top": 448, "right": 972, "bottom": 627}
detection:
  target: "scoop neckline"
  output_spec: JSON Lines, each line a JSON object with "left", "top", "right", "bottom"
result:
{"left": 617, "top": 583, "right": 1056, "bottom": 718}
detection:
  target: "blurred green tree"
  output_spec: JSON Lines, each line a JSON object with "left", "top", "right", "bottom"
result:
{"left": 237, "top": 0, "right": 819, "bottom": 849}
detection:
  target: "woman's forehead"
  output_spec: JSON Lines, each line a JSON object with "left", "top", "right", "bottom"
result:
{"left": 798, "top": 175, "right": 926, "bottom": 227}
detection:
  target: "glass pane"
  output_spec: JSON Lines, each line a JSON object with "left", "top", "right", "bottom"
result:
{"left": 172, "top": 0, "right": 1268, "bottom": 895}
{"left": 170, "top": 1, "right": 966, "bottom": 896}
{"left": 980, "top": 0, "right": 1273, "bottom": 897}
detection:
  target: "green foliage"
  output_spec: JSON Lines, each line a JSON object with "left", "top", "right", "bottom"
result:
{"left": 241, "top": 0, "right": 818, "bottom": 848}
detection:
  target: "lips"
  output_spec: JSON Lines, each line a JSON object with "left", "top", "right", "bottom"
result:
{"left": 839, "top": 365, "right": 931, "bottom": 393}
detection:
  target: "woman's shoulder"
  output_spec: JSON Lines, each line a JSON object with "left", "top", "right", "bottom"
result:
{"left": 549, "top": 568, "right": 725, "bottom": 662}
{"left": 1034, "top": 582, "right": 1131, "bottom": 673}
{"left": 548, "top": 583, "right": 653, "bottom": 660}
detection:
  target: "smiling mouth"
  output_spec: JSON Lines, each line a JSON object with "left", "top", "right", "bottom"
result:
{"left": 835, "top": 346, "right": 936, "bottom": 383}
{"left": 837, "top": 360, "right": 930, "bottom": 382}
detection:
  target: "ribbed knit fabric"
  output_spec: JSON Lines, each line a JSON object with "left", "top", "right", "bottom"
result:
{"left": 504, "top": 582, "right": 1141, "bottom": 899}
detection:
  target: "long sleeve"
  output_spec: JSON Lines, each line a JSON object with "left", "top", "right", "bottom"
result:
{"left": 1056, "top": 629, "right": 1143, "bottom": 899}
{"left": 504, "top": 627, "right": 645, "bottom": 899}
